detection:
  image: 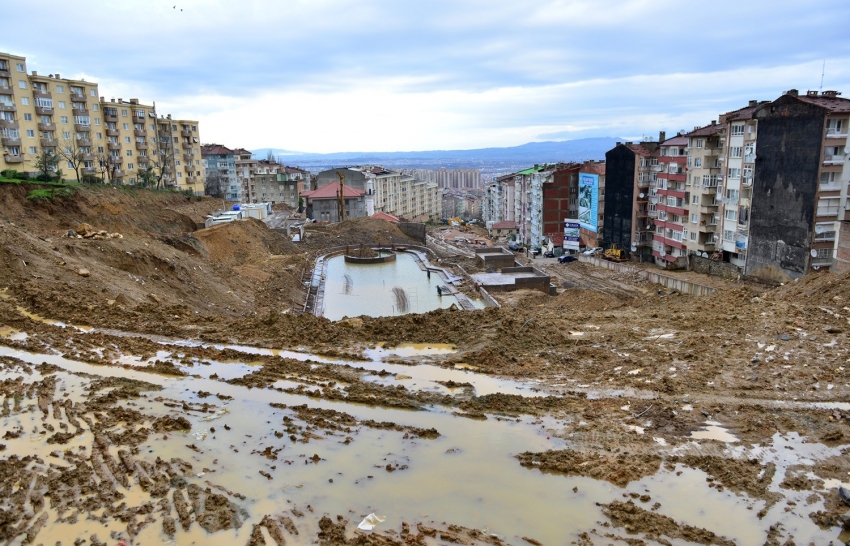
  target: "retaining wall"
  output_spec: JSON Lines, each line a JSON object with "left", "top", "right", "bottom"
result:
{"left": 478, "top": 287, "right": 501, "bottom": 308}
{"left": 578, "top": 255, "right": 717, "bottom": 296}
{"left": 690, "top": 255, "right": 742, "bottom": 280}
{"left": 398, "top": 222, "right": 426, "bottom": 243}
{"left": 343, "top": 253, "right": 397, "bottom": 264}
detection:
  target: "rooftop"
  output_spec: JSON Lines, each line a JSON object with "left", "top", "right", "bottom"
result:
{"left": 371, "top": 211, "right": 400, "bottom": 223}
{"left": 201, "top": 144, "right": 234, "bottom": 155}
{"left": 302, "top": 181, "right": 365, "bottom": 199}
{"left": 685, "top": 122, "right": 726, "bottom": 137}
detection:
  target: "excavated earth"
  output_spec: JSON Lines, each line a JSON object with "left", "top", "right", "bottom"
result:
{"left": 1, "top": 184, "right": 850, "bottom": 545}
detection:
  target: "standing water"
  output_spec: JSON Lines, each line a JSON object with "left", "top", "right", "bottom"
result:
{"left": 321, "top": 253, "right": 469, "bottom": 320}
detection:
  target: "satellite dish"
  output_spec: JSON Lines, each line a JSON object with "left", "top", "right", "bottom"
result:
{"left": 660, "top": 250, "right": 666, "bottom": 257}
{"left": 815, "top": 225, "right": 825, "bottom": 234}
{"left": 646, "top": 225, "right": 651, "bottom": 230}
{"left": 631, "top": 246, "right": 637, "bottom": 252}
{"left": 810, "top": 249, "right": 818, "bottom": 257}
{"left": 639, "top": 192, "right": 645, "bottom": 198}
{"left": 813, "top": 265, "right": 820, "bottom": 271}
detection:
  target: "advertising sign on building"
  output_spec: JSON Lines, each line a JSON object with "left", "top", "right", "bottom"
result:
{"left": 578, "top": 173, "right": 599, "bottom": 232}
{"left": 564, "top": 219, "right": 581, "bottom": 251}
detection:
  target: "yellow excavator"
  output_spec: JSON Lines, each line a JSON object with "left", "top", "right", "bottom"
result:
{"left": 603, "top": 243, "right": 628, "bottom": 262}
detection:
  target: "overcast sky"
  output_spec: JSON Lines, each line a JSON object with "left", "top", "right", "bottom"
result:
{"left": 3, "top": 0, "right": 849, "bottom": 153}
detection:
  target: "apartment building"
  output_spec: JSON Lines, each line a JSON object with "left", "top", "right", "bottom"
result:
{"left": 651, "top": 135, "right": 689, "bottom": 266}
{"left": 603, "top": 140, "right": 659, "bottom": 260}
{"left": 483, "top": 173, "right": 517, "bottom": 227}
{"left": 684, "top": 121, "right": 727, "bottom": 257}
{"left": 315, "top": 166, "right": 440, "bottom": 222}
{"left": 244, "top": 159, "right": 309, "bottom": 208}
{"left": 1, "top": 52, "right": 99, "bottom": 176}
{"left": 578, "top": 161, "right": 606, "bottom": 248}
{"left": 1, "top": 51, "right": 204, "bottom": 193}
{"left": 745, "top": 89, "right": 849, "bottom": 279}
{"left": 201, "top": 145, "right": 239, "bottom": 200}
{"left": 544, "top": 163, "right": 581, "bottom": 247}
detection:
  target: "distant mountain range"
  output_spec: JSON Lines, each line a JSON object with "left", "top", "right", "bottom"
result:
{"left": 251, "top": 138, "right": 621, "bottom": 173}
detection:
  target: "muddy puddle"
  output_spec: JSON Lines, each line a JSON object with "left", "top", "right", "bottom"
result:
{"left": 1, "top": 342, "right": 847, "bottom": 545}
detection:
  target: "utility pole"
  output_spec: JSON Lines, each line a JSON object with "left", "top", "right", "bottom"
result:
{"left": 337, "top": 171, "right": 346, "bottom": 222}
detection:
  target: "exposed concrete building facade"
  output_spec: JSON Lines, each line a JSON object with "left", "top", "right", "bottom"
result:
{"left": 651, "top": 135, "right": 689, "bottom": 266}
{"left": 302, "top": 181, "right": 366, "bottom": 222}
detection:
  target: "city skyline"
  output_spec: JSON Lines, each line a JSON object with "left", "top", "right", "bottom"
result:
{"left": 2, "top": 0, "right": 849, "bottom": 153}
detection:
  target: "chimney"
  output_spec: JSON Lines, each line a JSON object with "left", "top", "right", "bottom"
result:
{"left": 711, "top": 120, "right": 716, "bottom": 125}
{"left": 785, "top": 89, "right": 799, "bottom": 96}
{"left": 807, "top": 90, "right": 818, "bottom": 96}
{"left": 49, "top": 74, "right": 53, "bottom": 78}
{"left": 130, "top": 99, "right": 138, "bottom": 104}
{"left": 749, "top": 100, "right": 757, "bottom": 107}
{"left": 100, "top": 96, "right": 105, "bottom": 102}
{"left": 118, "top": 98, "right": 122, "bottom": 103}
{"left": 822, "top": 90, "right": 840, "bottom": 97}
{"left": 658, "top": 131, "right": 666, "bottom": 143}
{"left": 31, "top": 71, "right": 37, "bottom": 76}
{"left": 55, "top": 74, "right": 60, "bottom": 79}
{"left": 616, "top": 142, "right": 622, "bottom": 146}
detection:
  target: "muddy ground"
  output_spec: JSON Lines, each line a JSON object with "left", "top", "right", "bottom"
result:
{"left": 1, "top": 184, "right": 850, "bottom": 545}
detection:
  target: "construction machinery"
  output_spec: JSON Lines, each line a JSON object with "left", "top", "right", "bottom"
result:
{"left": 603, "top": 244, "right": 628, "bottom": 262}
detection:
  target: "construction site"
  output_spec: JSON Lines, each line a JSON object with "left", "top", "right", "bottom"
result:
{"left": 1, "top": 183, "right": 850, "bottom": 545}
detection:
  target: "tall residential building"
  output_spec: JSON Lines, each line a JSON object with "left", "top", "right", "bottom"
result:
{"left": 651, "top": 135, "right": 689, "bottom": 266}
{"left": 0, "top": 51, "right": 204, "bottom": 193}
{"left": 603, "top": 140, "right": 659, "bottom": 260}
{"left": 315, "top": 166, "right": 440, "bottom": 222}
{"left": 684, "top": 120, "right": 727, "bottom": 257}
{"left": 201, "top": 145, "right": 238, "bottom": 201}
{"left": 577, "top": 161, "right": 606, "bottom": 248}
{"left": 744, "top": 89, "right": 849, "bottom": 279}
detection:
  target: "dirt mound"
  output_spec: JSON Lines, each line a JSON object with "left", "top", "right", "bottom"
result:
{"left": 494, "top": 289, "right": 548, "bottom": 308}
{"left": 547, "top": 288, "right": 624, "bottom": 311}
{"left": 301, "top": 217, "right": 420, "bottom": 251}
{"left": 193, "top": 218, "right": 296, "bottom": 266}
{"left": 516, "top": 449, "right": 661, "bottom": 487}
{"left": 768, "top": 270, "right": 850, "bottom": 307}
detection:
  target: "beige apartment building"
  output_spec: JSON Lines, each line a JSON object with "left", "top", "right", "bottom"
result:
{"left": 1, "top": 51, "right": 203, "bottom": 194}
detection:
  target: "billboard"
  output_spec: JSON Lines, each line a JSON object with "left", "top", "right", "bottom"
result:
{"left": 578, "top": 173, "right": 599, "bottom": 233}
{"left": 564, "top": 219, "right": 581, "bottom": 251}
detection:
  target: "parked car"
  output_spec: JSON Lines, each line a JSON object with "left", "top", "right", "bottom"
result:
{"left": 508, "top": 241, "right": 523, "bottom": 251}
{"left": 543, "top": 250, "right": 555, "bottom": 258}
{"left": 558, "top": 255, "right": 577, "bottom": 263}
{"left": 582, "top": 247, "right": 602, "bottom": 255}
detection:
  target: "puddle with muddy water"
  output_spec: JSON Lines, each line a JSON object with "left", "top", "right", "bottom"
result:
{"left": 0, "top": 343, "right": 845, "bottom": 545}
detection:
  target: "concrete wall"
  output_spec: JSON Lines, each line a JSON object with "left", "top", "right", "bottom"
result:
{"left": 837, "top": 221, "right": 850, "bottom": 274}
{"left": 315, "top": 169, "right": 368, "bottom": 191}
{"left": 745, "top": 95, "right": 825, "bottom": 281}
{"left": 398, "top": 222, "right": 426, "bottom": 243}
{"left": 478, "top": 287, "right": 501, "bottom": 308}
{"left": 579, "top": 255, "right": 717, "bottom": 296}
{"left": 308, "top": 196, "right": 366, "bottom": 222}
{"left": 475, "top": 248, "right": 515, "bottom": 271}
{"left": 690, "top": 255, "right": 742, "bottom": 280}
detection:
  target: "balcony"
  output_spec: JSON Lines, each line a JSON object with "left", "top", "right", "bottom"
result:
{"left": 37, "top": 122, "right": 56, "bottom": 132}
{"left": 819, "top": 183, "right": 842, "bottom": 193}
{"left": 137, "top": 162, "right": 150, "bottom": 171}
{"left": 181, "top": 130, "right": 192, "bottom": 137}
{"left": 70, "top": 93, "right": 86, "bottom": 102}
{"left": 0, "top": 86, "right": 13, "bottom": 96}
{"left": 76, "top": 137, "right": 92, "bottom": 147}
{"left": 104, "top": 114, "right": 118, "bottom": 123}
{"left": 742, "top": 177, "right": 753, "bottom": 186}
{"left": 109, "top": 156, "right": 123, "bottom": 165}
{"left": 134, "top": 129, "right": 146, "bottom": 137}
{"left": 0, "top": 68, "right": 9, "bottom": 78}
{"left": 112, "top": 169, "right": 125, "bottom": 178}
{"left": 811, "top": 256, "right": 834, "bottom": 268}
{"left": 824, "top": 154, "right": 845, "bottom": 165}
{"left": 133, "top": 116, "right": 146, "bottom": 124}
{"left": 106, "top": 129, "right": 119, "bottom": 137}
{"left": 72, "top": 107, "right": 88, "bottom": 116}
{"left": 82, "top": 167, "right": 97, "bottom": 175}
{"left": 81, "top": 153, "right": 94, "bottom": 162}
{"left": 183, "top": 153, "right": 194, "bottom": 162}
{"left": 187, "top": 176, "right": 198, "bottom": 184}
{"left": 699, "top": 223, "right": 718, "bottom": 233}
{"left": 135, "top": 142, "right": 148, "bottom": 150}
{"left": 107, "top": 142, "right": 121, "bottom": 151}
{"left": 826, "top": 129, "right": 849, "bottom": 139}
{"left": 35, "top": 106, "right": 54, "bottom": 116}
{"left": 74, "top": 124, "right": 90, "bottom": 132}
{"left": 3, "top": 153, "right": 24, "bottom": 163}
{"left": 0, "top": 104, "right": 16, "bottom": 112}
{"left": 0, "top": 119, "right": 18, "bottom": 130}
{"left": 39, "top": 138, "right": 55, "bottom": 148}
{"left": 181, "top": 142, "right": 191, "bottom": 149}
{"left": 699, "top": 203, "right": 719, "bottom": 213}
{"left": 184, "top": 165, "right": 194, "bottom": 173}
{"left": 33, "top": 89, "right": 51, "bottom": 99}
{"left": 816, "top": 206, "right": 840, "bottom": 217}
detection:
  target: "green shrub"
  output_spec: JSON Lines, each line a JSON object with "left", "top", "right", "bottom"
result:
{"left": 1, "top": 169, "right": 18, "bottom": 178}
{"left": 35, "top": 174, "right": 53, "bottom": 182}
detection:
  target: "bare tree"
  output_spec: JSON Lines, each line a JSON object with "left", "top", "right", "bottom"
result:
{"left": 56, "top": 137, "right": 87, "bottom": 183}
{"left": 204, "top": 170, "right": 227, "bottom": 198}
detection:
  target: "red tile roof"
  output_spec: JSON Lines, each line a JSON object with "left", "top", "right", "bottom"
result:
{"left": 626, "top": 144, "right": 656, "bottom": 156}
{"left": 580, "top": 162, "right": 606, "bottom": 175}
{"left": 284, "top": 166, "right": 309, "bottom": 174}
{"left": 660, "top": 135, "right": 689, "bottom": 146}
{"left": 371, "top": 211, "right": 399, "bottom": 223}
{"left": 232, "top": 148, "right": 252, "bottom": 156}
{"left": 301, "top": 181, "right": 364, "bottom": 199}
{"left": 492, "top": 221, "right": 517, "bottom": 229}
{"left": 201, "top": 144, "right": 234, "bottom": 155}
{"left": 795, "top": 93, "right": 850, "bottom": 113}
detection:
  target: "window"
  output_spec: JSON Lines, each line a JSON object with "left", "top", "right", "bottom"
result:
{"left": 817, "top": 197, "right": 840, "bottom": 216}
{"left": 727, "top": 167, "right": 741, "bottom": 179}
{"left": 94, "top": 118, "right": 100, "bottom": 125}
{"left": 723, "top": 229, "right": 735, "bottom": 241}
{"left": 690, "top": 213, "right": 697, "bottom": 223}
{"left": 123, "top": 123, "right": 129, "bottom": 130}
{"left": 18, "top": 80, "right": 27, "bottom": 89}
{"left": 176, "top": 160, "right": 181, "bottom": 166}
{"left": 725, "top": 209, "right": 737, "bottom": 221}
{"left": 67, "top": 161, "right": 74, "bottom": 169}
{"left": 96, "top": 132, "right": 102, "bottom": 139}
{"left": 21, "top": 97, "right": 29, "bottom": 105}
{"left": 26, "top": 129, "right": 35, "bottom": 137}
{"left": 126, "top": 150, "right": 133, "bottom": 157}
{"left": 692, "top": 195, "right": 699, "bottom": 205}
{"left": 29, "top": 146, "right": 37, "bottom": 154}
{"left": 92, "top": 104, "right": 98, "bottom": 111}
{"left": 58, "top": 101, "right": 66, "bottom": 109}
{"left": 730, "top": 146, "right": 743, "bottom": 158}
{"left": 696, "top": 139, "right": 703, "bottom": 148}
{"left": 60, "top": 116, "right": 68, "bottom": 124}
{"left": 731, "top": 124, "right": 744, "bottom": 136}
{"left": 826, "top": 118, "right": 846, "bottom": 135}
{"left": 16, "top": 63, "right": 25, "bottom": 72}
{"left": 97, "top": 146, "right": 104, "bottom": 153}
{"left": 690, "top": 232, "right": 697, "bottom": 241}
{"left": 90, "top": 89, "right": 97, "bottom": 97}
{"left": 694, "top": 158, "right": 702, "bottom": 168}
{"left": 814, "top": 222, "right": 837, "bottom": 242}
{"left": 63, "top": 131, "right": 70, "bottom": 139}
{"left": 128, "top": 163, "right": 134, "bottom": 170}
{"left": 124, "top": 137, "right": 131, "bottom": 143}
{"left": 121, "top": 109, "right": 128, "bottom": 117}
{"left": 726, "top": 189, "right": 739, "bottom": 201}
{"left": 56, "top": 85, "right": 64, "bottom": 93}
